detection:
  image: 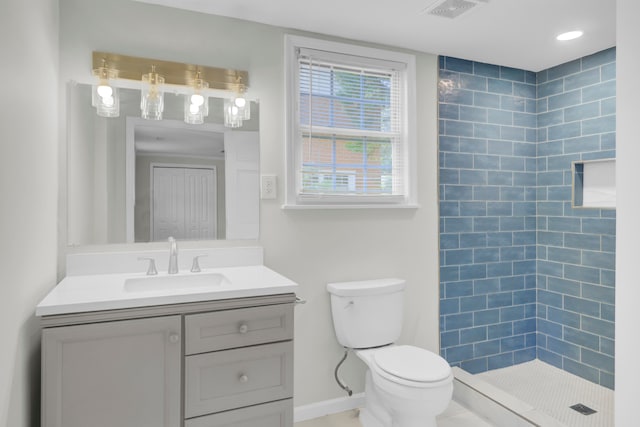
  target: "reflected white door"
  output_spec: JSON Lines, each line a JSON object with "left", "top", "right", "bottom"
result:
{"left": 152, "top": 166, "right": 216, "bottom": 241}
{"left": 224, "top": 132, "right": 259, "bottom": 239}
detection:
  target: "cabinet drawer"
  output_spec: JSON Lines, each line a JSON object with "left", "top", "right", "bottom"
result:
{"left": 185, "top": 304, "right": 293, "bottom": 355}
{"left": 184, "top": 399, "right": 293, "bottom": 427}
{"left": 185, "top": 341, "right": 293, "bottom": 418}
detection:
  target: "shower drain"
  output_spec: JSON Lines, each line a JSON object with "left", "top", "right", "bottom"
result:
{"left": 570, "top": 403, "right": 597, "bottom": 415}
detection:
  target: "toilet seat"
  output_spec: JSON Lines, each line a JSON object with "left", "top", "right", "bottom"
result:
{"left": 371, "top": 345, "right": 452, "bottom": 388}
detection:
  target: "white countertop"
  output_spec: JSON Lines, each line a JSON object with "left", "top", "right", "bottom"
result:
{"left": 36, "top": 265, "right": 298, "bottom": 317}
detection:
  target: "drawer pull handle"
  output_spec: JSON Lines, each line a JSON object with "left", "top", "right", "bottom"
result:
{"left": 168, "top": 333, "right": 180, "bottom": 344}
{"left": 239, "top": 324, "right": 249, "bottom": 334}
{"left": 239, "top": 374, "right": 249, "bottom": 383}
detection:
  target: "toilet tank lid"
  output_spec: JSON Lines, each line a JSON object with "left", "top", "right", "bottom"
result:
{"left": 326, "top": 278, "right": 405, "bottom": 296}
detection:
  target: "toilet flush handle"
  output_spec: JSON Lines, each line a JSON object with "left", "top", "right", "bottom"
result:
{"left": 344, "top": 300, "right": 354, "bottom": 309}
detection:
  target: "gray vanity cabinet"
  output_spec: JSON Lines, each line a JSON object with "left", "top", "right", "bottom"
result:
{"left": 41, "top": 315, "right": 182, "bottom": 427}
{"left": 40, "top": 294, "right": 295, "bottom": 427}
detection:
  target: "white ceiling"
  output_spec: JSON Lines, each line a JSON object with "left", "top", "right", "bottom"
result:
{"left": 135, "top": 0, "right": 615, "bottom": 72}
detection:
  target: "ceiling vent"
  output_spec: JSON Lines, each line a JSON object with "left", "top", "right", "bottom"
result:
{"left": 423, "top": 0, "right": 489, "bottom": 19}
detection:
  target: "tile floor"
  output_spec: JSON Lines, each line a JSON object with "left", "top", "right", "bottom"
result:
{"left": 294, "top": 400, "right": 494, "bottom": 427}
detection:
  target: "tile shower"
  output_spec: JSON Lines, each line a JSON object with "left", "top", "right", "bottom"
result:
{"left": 438, "top": 48, "right": 616, "bottom": 389}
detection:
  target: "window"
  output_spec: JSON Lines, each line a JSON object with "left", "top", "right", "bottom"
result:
{"left": 284, "top": 35, "right": 417, "bottom": 208}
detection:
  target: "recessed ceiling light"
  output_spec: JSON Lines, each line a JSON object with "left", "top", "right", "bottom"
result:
{"left": 556, "top": 30, "right": 584, "bottom": 41}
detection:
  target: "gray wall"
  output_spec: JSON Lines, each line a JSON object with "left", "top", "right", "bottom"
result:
{"left": 58, "top": 0, "right": 440, "bottom": 407}
{"left": 0, "top": 0, "right": 59, "bottom": 425}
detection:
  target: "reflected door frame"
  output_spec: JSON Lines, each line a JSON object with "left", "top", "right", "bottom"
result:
{"left": 125, "top": 117, "right": 228, "bottom": 243}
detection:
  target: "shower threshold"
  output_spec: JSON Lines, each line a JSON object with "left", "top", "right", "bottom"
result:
{"left": 453, "top": 360, "right": 613, "bottom": 427}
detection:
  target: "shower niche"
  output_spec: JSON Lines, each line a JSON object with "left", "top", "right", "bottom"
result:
{"left": 572, "top": 159, "right": 616, "bottom": 209}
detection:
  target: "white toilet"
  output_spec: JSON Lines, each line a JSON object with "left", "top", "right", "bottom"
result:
{"left": 327, "top": 278, "right": 453, "bottom": 427}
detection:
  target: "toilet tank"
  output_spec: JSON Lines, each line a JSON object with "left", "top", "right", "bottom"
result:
{"left": 327, "top": 278, "right": 405, "bottom": 349}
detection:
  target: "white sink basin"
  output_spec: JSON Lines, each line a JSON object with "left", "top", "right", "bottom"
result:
{"left": 124, "top": 273, "right": 230, "bottom": 293}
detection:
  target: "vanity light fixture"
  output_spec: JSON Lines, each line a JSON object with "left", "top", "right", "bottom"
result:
{"left": 140, "top": 65, "right": 165, "bottom": 120}
{"left": 91, "top": 52, "right": 250, "bottom": 125}
{"left": 92, "top": 59, "right": 119, "bottom": 117}
{"left": 184, "top": 71, "right": 209, "bottom": 125}
{"left": 556, "top": 30, "right": 584, "bottom": 41}
{"left": 224, "top": 75, "right": 250, "bottom": 128}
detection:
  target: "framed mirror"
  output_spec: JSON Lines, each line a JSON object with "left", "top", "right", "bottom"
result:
{"left": 66, "top": 83, "right": 260, "bottom": 246}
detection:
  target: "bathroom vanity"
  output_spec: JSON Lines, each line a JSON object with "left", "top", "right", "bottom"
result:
{"left": 37, "top": 248, "right": 297, "bottom": 427}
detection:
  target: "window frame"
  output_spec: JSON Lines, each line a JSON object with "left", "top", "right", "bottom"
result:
{"left": 284, "top": 35, "right": 418, "bottom": 209}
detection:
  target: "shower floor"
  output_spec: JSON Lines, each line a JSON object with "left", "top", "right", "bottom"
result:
{"left": 477, "top": 360, "right": 613, "bottom": 427}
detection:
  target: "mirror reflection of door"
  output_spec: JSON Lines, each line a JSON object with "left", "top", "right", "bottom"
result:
{"left": 151, "top": 165, "right": 217, "bottom": 241}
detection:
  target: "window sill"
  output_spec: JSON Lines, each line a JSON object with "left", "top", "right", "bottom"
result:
{"left": 281, "top": 203, "right": 420, "bottom": 210}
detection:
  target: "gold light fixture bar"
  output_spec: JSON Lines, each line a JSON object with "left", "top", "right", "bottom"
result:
{"left": 92, "top": 51, "right": 249, "bottom": 90}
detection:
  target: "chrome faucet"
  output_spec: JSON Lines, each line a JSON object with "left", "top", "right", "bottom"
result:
{"left": 168, "top": 236, "right": 179, "bottom": 274}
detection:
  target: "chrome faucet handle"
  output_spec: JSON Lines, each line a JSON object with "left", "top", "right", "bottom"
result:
{"left": 191, "top": 254, "right": 208, "bottom": 273}
{"left": 138, "top": 257, "right": 158, "bottom": 276}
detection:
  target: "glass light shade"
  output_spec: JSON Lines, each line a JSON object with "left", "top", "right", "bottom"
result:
{"left": 224, "top": 98, "right": 243, "bottom": 128}
{"left": 233, "top": 94, "right": 250, "bottom": 120}
{"left": 184, "top": 78, "right": 209, "bottom": 124}
{"left": 91, "top": 67, "right": 119, "bottom": 118}
{"left": 141, "top": 71, "right": 165, "bottom": 120}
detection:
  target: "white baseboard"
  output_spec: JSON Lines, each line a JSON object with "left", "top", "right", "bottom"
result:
{"left": 294, "top": 392, "right": 365, "bottom": 422}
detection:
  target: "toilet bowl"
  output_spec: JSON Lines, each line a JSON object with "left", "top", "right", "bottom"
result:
{"left": 327, "top": 279, "right": 453, "bottom": 427}
{"left": 356, "top": 346, "right": 453, "bottom": 427}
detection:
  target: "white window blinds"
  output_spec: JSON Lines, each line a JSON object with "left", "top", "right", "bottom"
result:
{"left": 294, "top": 47, "right": 408, "bottom": 203}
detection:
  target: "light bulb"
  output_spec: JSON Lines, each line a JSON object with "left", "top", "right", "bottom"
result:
{"left": 190, "top": 94, "right": 204, "bottom": 106}
{"left": 189, "top": 103, "right": 200, "bottom": 114}
{"left": 231, "top": 105, "right": 239, "bottom": 115}
{"left": 103, "top": 96, "right": 115, "bottom": 107}
{"left": 97, "top": 84, "right": 113, "bottom": 98}
{"left": 556, "top": 30, "right": 583, "bottom": 41}
{"left": 234, "top": 97, "right": 246, "bottom": 108}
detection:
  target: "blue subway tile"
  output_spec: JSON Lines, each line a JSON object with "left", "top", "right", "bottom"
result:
{"left": 538, "top": 348, "right": 563, "bottom": 368}
{"left": 445, "top": 280, "right": 474, "bottom": 297}
{"left": 444, "top": 185, "right": 473, "bottom": 201}
{"left": 514, "top": 347, "right": 537, "bottom": 364}
{"left": 549, "top": 90, "right": 582, "bottom": 110}
{"left": 582, "top": 47, "right": 616, "bottom": 70}
{"left": 500, "top": 275, "right": 525, "bottom": 291}
{"left": 582, "top": 80, "right": 616, "bottom": 102}
{"left": 582, "top": 283, "right": 615, "bottom": 305}
{"left": 500, "top": 305, "right": 525, "bottom": 321}
{"left": 601, "top": 62, "right": 616, "bottom": 81}
{"left": 488, "top": 322, "right": 513, "bottom": 339}
{"left": 474, "top": 217, "right": 500, "bottom": 232}
{"left": 548, "top": 122, "right": 581, "bottom": 141}
{"left": 538, "top": 289, "right": 563, "bottom": 308}
{"left": 601, "top": 336, "right": 615, "bottom": 356}
{"left": 547, "top": 307, "right": 580, "bottom": 328}
{"left": 440, "top": 168, "right": 459, "bottom": 184}
{"left": 460, "top": 232, "right": 487, "bottom": 248}
{"left": 564, "top": 295, "right": 600, "bottom": 317}
{"left": 446, "top": 57, "right": 474, "bottom": 73}
{"left": 564, "top": 264, "right": 600, "bottom": 284}
{"left": 538, "top": 319, "right": 562, "bottom": 338}
{"left": 445, "top": 249, "right": 474, "bottom": 266}
{"left": 547, "top": 336, "right": 580, "bottom": 360}
{"left": 488, "top": 352, "right": 514, "bottom": 370}
{"left": 488, "top": 110, "right": 513, "bottom": 126}
{"left": 501, "top": 156, "right": 525, "bottom": 171}
{"left": 446, "top": 343, "right": 475, "bottom": 362}
{"left": 474, "top": 92, "right": 501, "bottom": 108}
{"left": 601, "top": 98, "right": 616, "bottom": 116}
{"left": 563, "top": 358, "right": 600, "bottom": 383}
{"left": 514, "top": 141, "right": 536, "bottom": 156}
{"left": 501, "top": 95, "right": 526, "bottom": 112}
{"left": 474, "top": 154, "right": 500, "bottom": 169}
{"left": 581, "top": 348, "right": 614, "bottom": 373}
{"left": 487, "top": 262, "right": 513, "bottom": 277}
{"left": 513, "top": 83, "right": 536, "bottom": 99}
{"left": 601, "top": 270, "right": 615, "bottom": 286}
{"left": 474, "top": 309, "right": 500, "bottom": 326}
{"left": 547, "top": 217, "right": 581, "bottom": 233}
{"left": 564, "top": 101, "right": 601, "bottom": 122}
{"left": 461, "top": 358, "right": 488, "bottom": 374}
{"left": 547, "top": 186, "right": 572, "bottom": 200}
{"left": 460, "top": 106, "right": 488, "bottom": 122}
{"left": 439, "top": 103, "right": 460, "bottom": 120}
{"left": 501, "top": 335, "right": 525, "bottom": 352}
{"left": 513, "top": 112, "right": 537, "bottom": 128}
{"left": 460, "top": 296, "right": 488, "bottom": 313}
{"left": 460, "top": 73, "right": 488, "bottom": 91}
{"left": 444, "top": 152, "right": 473, "bottom": 168}
{"left": 473, "top": 187, "right": 500, "bottom": 201}
{"left": 514, "top": 261, "right": 536, "bottom": 275}
{"left": 537, "top": 141, "right": 564, "bottom": 156}
{"left": 564, "top": 135, "right": 601, "bottom": 154}
{"left": 500, "top": 66, "right": 526, "bottom": 82}
{"left": 441, "top": 88, "right": 475, "bottom": 105}
{"left": 441, "top": 330, "right": 460, "bottom": 348}
{"left": 564, "top": 68, "right": 601, "bottom": 91}
{"left": 512, "top": 173, "right": 536, "bottom": 189}
{"left": 440, "top": 201, "right": 459, "bottom": 217}
{"left": 460, "top": 326, "right": 488, "bottom": 343}
{"left": 487, "top": 232, "right": 513, "bottom": 247}
{"left": 514, "top": 318, "right": 536, "bottom": 334}
{"left": 582, "top": 251, "right": 615, "bottom": 270}
{"left": 440, "top": 298, "right": 460, "bottom": 315}
{"left": 460, "top": 137, "right": 488, "bottom": 154}
{"left": 445, "top": 313, "right": 474, "bottom": 331}
{"left": 501, "top": 126, "right": 526, "bottom": 141}
{"left": 548, "top": 59, "right": 581, "bottom": 80}
{"left": 500, "top": 186, "right": 525, "bottom": 201}
{"left": 500, "top": 217, "right": 525, "bottom": 231}
{"left": 488, "top": 292, "right": 513, "bottom": 308}
{"left": 460, "top": 264, "right": 487, "bottom": 280}
{"left": 475, "top": 339, "right": 501, "bottom": 357}
{"left": 488, "top": 78, "right": 513, "bottom": 95}
{"left": 441, "top": 266, "right": 460, "bottom": 282}
{"left": 445, "top": 120, "right": 474, "bottom": 136}
{"left": 547, "top": 247, "right": 582, "bottom": 265}
{"left": 582, "top": 115, "right": 616, "bottom": 135}
{"left": 538, "top": 78, "right": 565, "bottom": 98}
{"left": 547, "top": 277, "right": 581, "bottom": 296}
{"left": 564, "top": 233, "right": 601, "bottom": 250}
{"left": 487, "top": 201, "right": 512, "bottom": 215}
{"left": 500, "top": 247, "right": 525, "bottom": 262}
{"left": 581, "top": 316, "right": 614, "bottom": 338}
{"left": 538, "top": 110, "right": 564, "bottom": 128}
{"left": 474, "top": 123, "right": 501, "bottom": 139}
{"left": 440, "top": 234, "right": 459, "bottom": 250}
{"left": 473, "top": 278, "right": 500, "bottom": 295}
{"left": 474, "top": 247, "right": 500, "bottom": 263}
